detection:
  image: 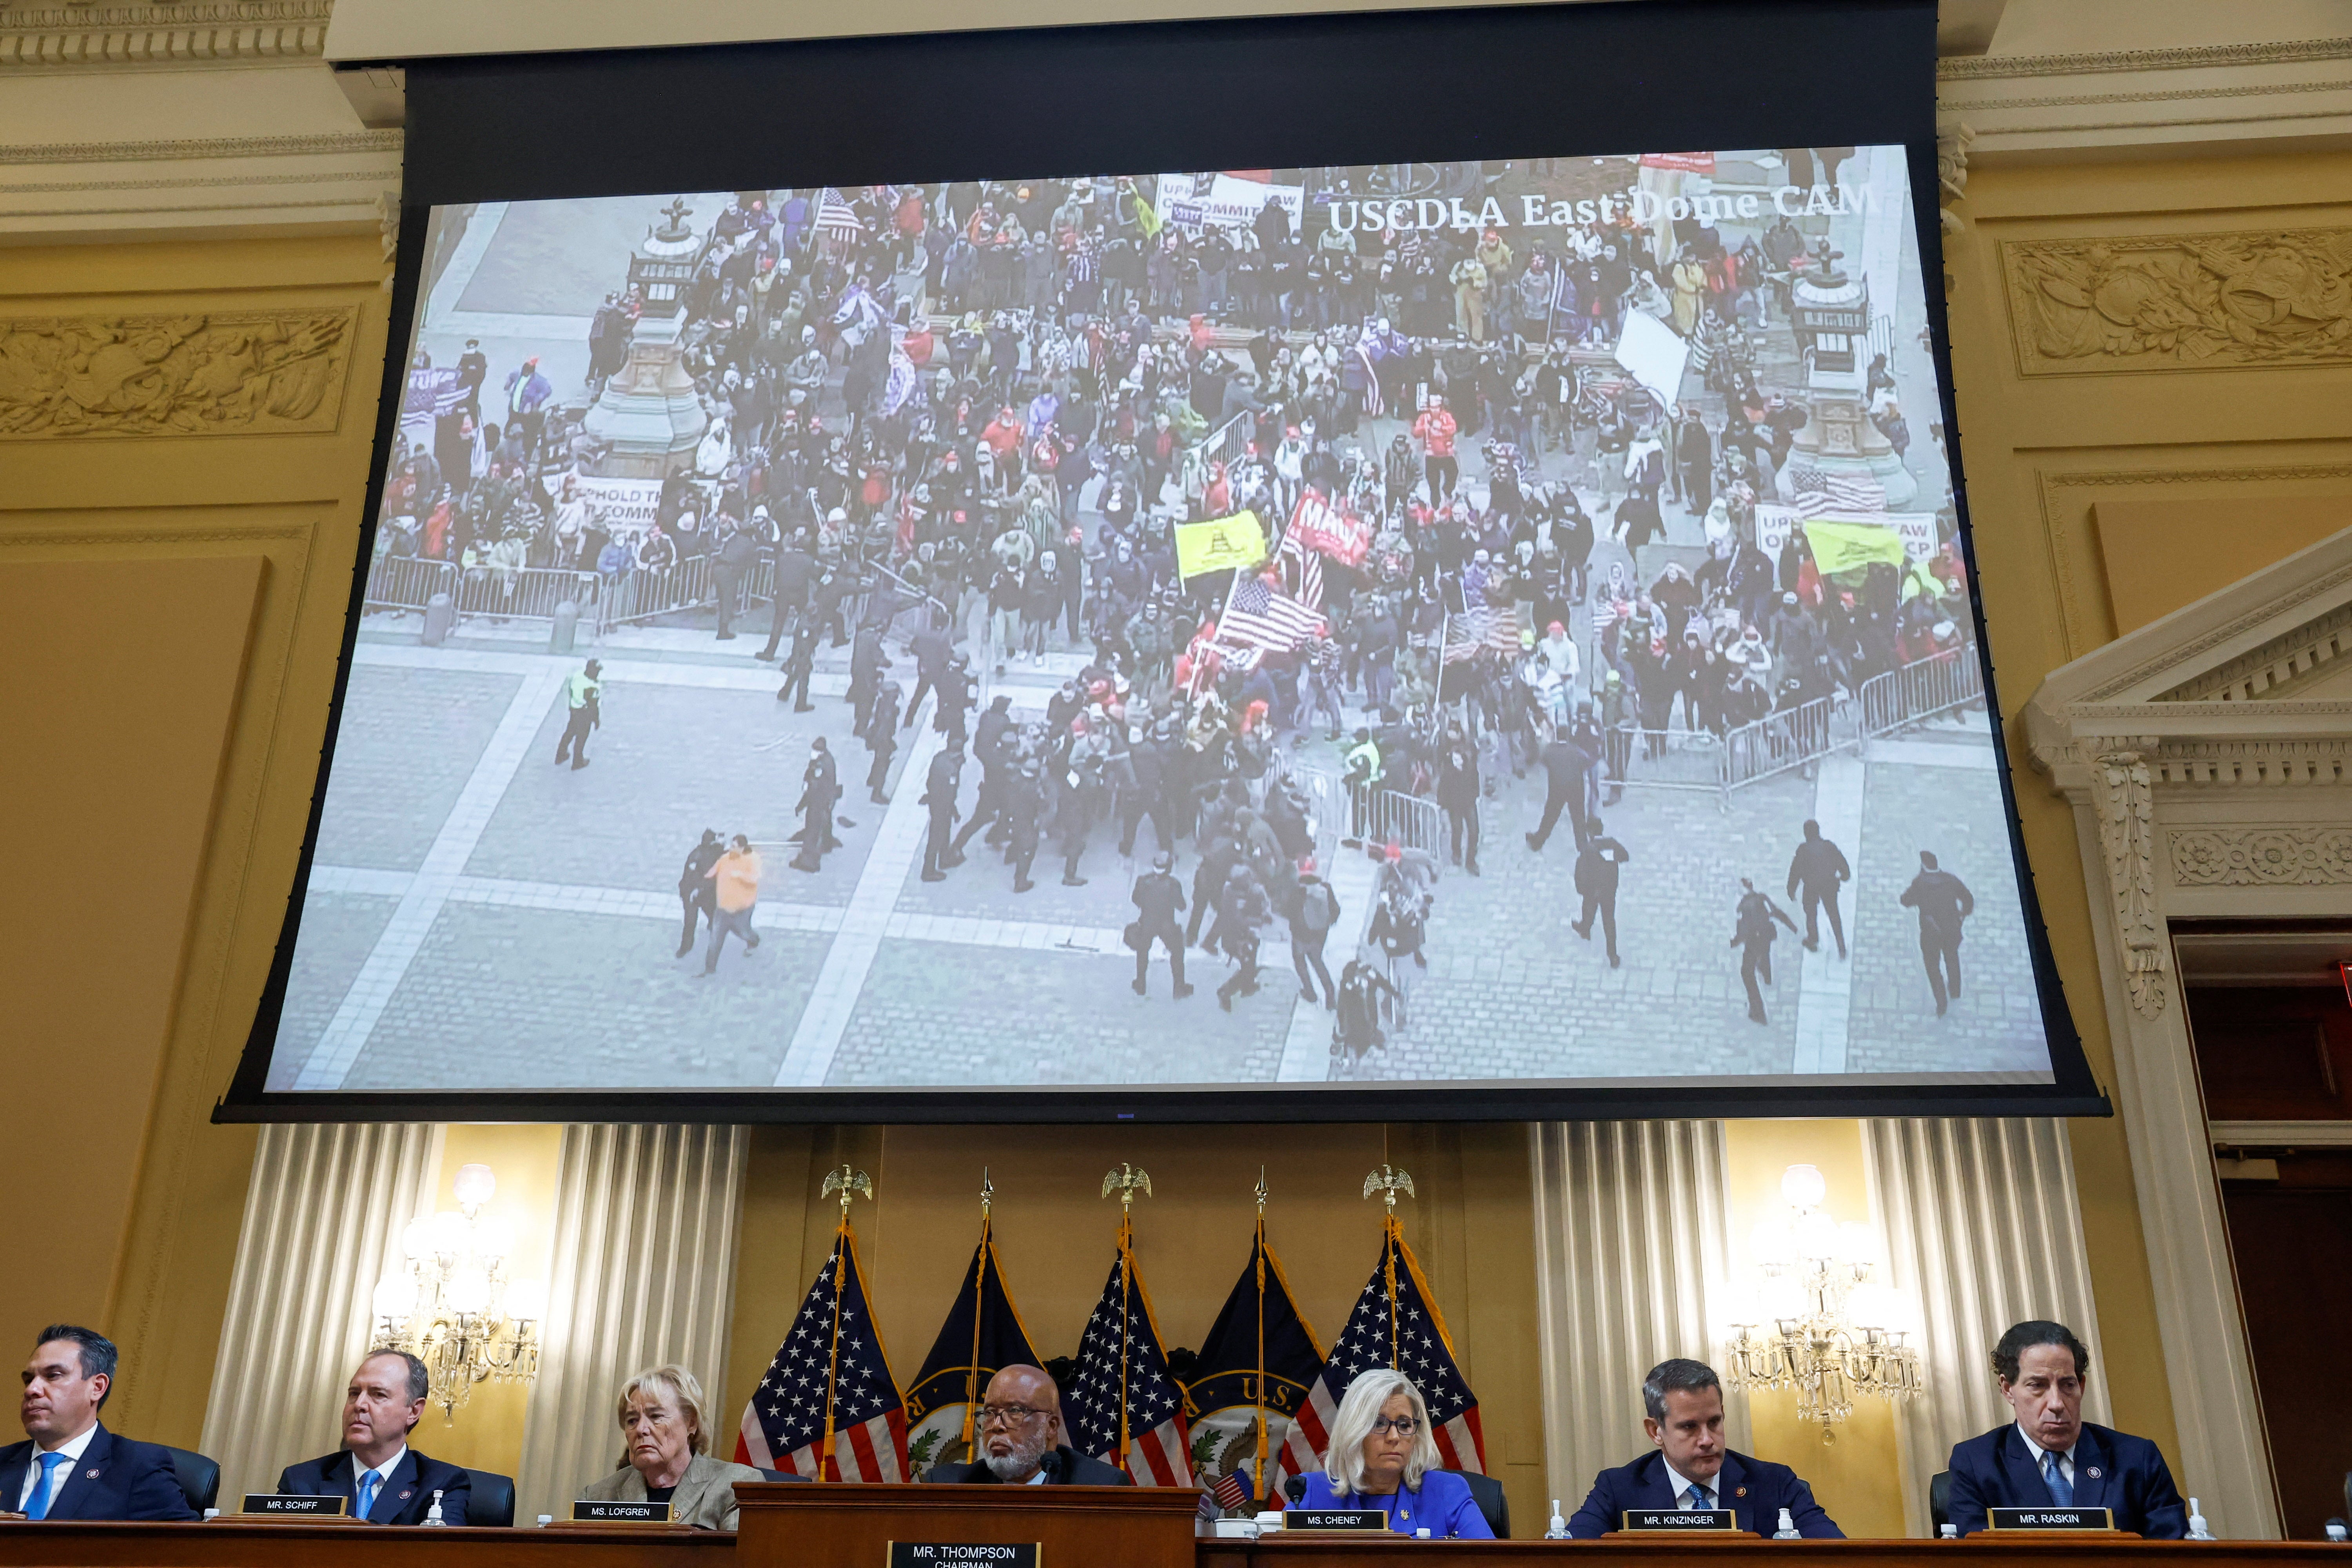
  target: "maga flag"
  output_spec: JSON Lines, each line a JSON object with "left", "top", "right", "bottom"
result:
{"left": 902, "top": 1209, "right": 1043, "bottom": 1478}
{"left": 736, "top": 1221, "right": 908, "bottom": 1483}
{"left": 1183, "top": 1215, "right": 1327, "bottom": 1510}
{"left": 1064, "top": 1212, "right": 1192, "bottom": 1485}
{"left": 1293, "top": 1214, "right": 1486, "bottom": 1475}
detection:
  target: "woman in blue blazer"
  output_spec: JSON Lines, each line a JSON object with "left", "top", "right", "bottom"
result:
{"left": 1292, "top": 1369, "right": 1492, "bottom": 1539}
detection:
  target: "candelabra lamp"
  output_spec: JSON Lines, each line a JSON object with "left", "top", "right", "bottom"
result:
{"left": 1722, "top": 1163, "right": 1922, "bottom": 1442}
{"left": 370, "top": 1162, "right": 545, "bottom": 1423}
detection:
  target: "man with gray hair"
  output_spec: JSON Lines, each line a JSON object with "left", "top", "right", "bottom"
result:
{"left": 276, "top": 1349, "right": 473, "bottom": 1524}
{"left": 1565, "top": 1357, "right": 1840, "bottom": 1538}
{"left": 921, "top": 1365, "right": 1129, "bottom": 1485}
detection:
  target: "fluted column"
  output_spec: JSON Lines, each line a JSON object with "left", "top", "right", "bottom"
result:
{"left": 1532, "top": 1120, "right": 1746, "bottom": 1515}
{"left": 198, "top": 1122, "right": 444, "bottom": 1506}
{"left": 1864, "top": 1118, "right": 2109, "bottom": 1537}
{"left": 515, "top": 1125, "right": 748, "bottom": 1524}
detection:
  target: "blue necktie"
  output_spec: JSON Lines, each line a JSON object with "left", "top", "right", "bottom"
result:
{"left": 1687, "top": 1485, "right": 1712, "bottom": 1511}
{"left": 2042, "top": 1453, "right": 2073, "bottom": 1507}
{"left": 356, "top": 1467, "right": 382, "bottom": 1521}
{"left": 24, "top": 1453, "right": 70, "bottom": 1521}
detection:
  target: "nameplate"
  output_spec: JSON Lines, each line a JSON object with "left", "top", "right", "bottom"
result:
{"left": 887, "top": 1544, "right": 1040, "bottom": 1568}
{"left": 572, "top": 1500, "right": 675, "bottom": 1523}
{"left": 237, "top": 1494, "right": 348, "bottom": 1517}
{"left": 1622, "top": 1509, "right": 1737, "bottom": 1531}
{"left": 1283, "top": 1510, "right": 1389, "bottom": 1532}
{"left": 1988, "top": 1507, "right": 2116, "bottom": 1531}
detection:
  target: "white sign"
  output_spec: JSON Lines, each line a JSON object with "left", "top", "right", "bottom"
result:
{"left": 570, "top": 473, "right": 664, "bottom": 539}
{"left": 1613, "top": 310, "right": 1691, "bottom": 407}
{"left": 1156, "top": 173, "right": 1305, "bottom": 236}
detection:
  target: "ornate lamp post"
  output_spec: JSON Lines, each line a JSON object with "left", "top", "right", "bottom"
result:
{"left": 585, "top": 197, "right": 708, "bottom": 478}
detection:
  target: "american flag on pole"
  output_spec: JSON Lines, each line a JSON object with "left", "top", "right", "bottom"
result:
{"left": 1218, "top": 571, "right": 1323, "bottom": 655}
{"left": 1183, "top": 1216, "right": 1326, "bottom": 1512}
{"left": 1064, "top": 1218, "right": 1193, "bottom": 1485}
{"left": 1788, "top": 462, "right": 1887, "bottom": 518}
{"left": 1441, "top": 606, "right": 1521, "bottom": 664}
{"left": 815, "top": 187, "right": 866, "bottom": 235}
{"left": 1290, "top": 1215, "right": 1486, "bottom": 1476}
{"left": 1272, "top": 519, "right": 1325, "bottom": 610}
{"left": 735, "top": 1223, "right": 908, "bottom": 1483}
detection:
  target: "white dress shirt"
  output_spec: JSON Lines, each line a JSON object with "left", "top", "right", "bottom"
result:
{"left": 16, "top": 1422, "right": 98, "bottom": 1512}
{"left": 352, "top": 1443, "right": 409, "bottom": 1517}
{"left": 2014, "top": 1426, "right": 2076, "bottom": 1491}
{"left": 1664, "top": 1461, "right": 1719, "bottom": 1511}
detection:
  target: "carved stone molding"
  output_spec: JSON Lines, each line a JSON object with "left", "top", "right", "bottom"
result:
{"left": 0, "top": 308, "right": 354, "bottom": 438}
{"left": 1935, "top": 121, "right": 1974, "bottom": 297}
{"left": 0, "top": 1, "right": 330, "bottom": 68}
{"left": 2170, "top": 825, "right": 2352, "bottom": 887}
{"left": 0, "top": 130, "right": 401, "bottom": 167}
{"left": 2003, "top": 228, "right": 2352, "bottom": 375}
{"left": 2090, "top": 746, "right": 2168, "bottom": 1016}
{"left": 1938, "top": 36, "right": 2352, "bottom": 80}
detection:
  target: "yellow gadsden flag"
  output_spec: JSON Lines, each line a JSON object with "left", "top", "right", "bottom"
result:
{"left": 1176, "top": 510, "right": 1269, "bottom": 580}
{"left": 1802, "top": 518, "right": 1909, "bottom": 576}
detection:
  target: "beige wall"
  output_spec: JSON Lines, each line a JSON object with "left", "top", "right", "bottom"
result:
{"left": 0, "top": 232, "right": 388, "bottom": 1446}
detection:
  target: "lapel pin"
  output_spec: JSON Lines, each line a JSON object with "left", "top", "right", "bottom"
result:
{"left": 2085, "top": 1467, "right": 2101, "bottom": 1480}
{"left": 1736, "top": 1487, "right": 1748, "bottom": 1498}
{"left": 87, "top": 1468, "right": 102, "bottom": 1479}
{"left": 399, "top": 1490, "right": 413, "bottom": 1501}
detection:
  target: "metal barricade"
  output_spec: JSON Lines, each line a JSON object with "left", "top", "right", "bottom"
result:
{"left": 363, "top": 554, "right": 456, "bottom": 612}
{"left": 451, "top": 564, "right": 599, "bottom": 624}
{"left": 1722, "top": 694, "right": 1862, "bottom": 791}
{"left": 1350, "top": 784, "right": 1444, "bottom": 857}
{"left": 1178, "top": 409, "right": 1256, "bottom": 508}
{"left": 599, "top": 555, "right": 718, "bottom": 628}
{"left": 1619, "top": 726, "right": 1730, "bottom": 799}
{"left": 1859, "top": 646, "right": 1984, "bottom": 737}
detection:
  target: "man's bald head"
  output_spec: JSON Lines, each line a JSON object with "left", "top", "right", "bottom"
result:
{"left": 978, "top": 1365, "right": 1063, "bottom": 1481}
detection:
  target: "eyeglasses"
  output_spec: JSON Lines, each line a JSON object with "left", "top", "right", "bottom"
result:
{"left": 1368, "top": 1416, "right": 1422, "bottom": 1438}
{"left": 977, "top": 1404, "right": 1050, "bottom": 1427}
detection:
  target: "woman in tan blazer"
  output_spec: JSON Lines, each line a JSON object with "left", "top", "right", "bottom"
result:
{"left": 578, "top": 1365, "right": 763, "bottom": 1530}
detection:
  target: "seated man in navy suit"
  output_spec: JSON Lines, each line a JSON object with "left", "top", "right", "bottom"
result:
{"left": 277, "top": 1350, "right": 472, "bottom": 1525}
{"left": 1945, "top": 1320, "right": 2186, "bottom": 1539}
{"left": 1567, "top": 1358, "right": 1842, "bottom": 1538}
{"left": 1, "top": 1324, "right": 196, "bottom": 1521}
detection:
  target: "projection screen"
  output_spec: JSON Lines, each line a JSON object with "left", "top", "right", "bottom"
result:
{"left": 221, "top": 0, "right": 2102, "bottom": 1123}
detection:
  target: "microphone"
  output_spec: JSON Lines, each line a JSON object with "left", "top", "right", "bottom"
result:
{"left": 1284, "top": 1476, "right": 1307, "bottom": 1504}
{"left": 1037, "top": 1449, "right": 1063, "bottom": 1483}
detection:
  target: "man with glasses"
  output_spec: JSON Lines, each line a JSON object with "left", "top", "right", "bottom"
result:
{"left": 921, "top": 1365, "right": 1130, "bottom": 1485}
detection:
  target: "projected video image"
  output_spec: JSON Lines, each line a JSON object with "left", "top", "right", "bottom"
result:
{"left": 275, "top": 147, "right": 2051, "bottom": 1094}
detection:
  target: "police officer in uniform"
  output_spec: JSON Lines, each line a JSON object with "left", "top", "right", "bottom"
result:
{"left": 1127, "top": 851, "right": 1191, "bottom": 998}
{"left": 920, "top": 742, "right": 966, "bottom": 882}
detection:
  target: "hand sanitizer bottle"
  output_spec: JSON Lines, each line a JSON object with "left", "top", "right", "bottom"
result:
{"left": 1546, "top": 1499, "right": 1569, "bottom": 1540}
{"left": 423, "top": 1490, "right": 446, "bottom": 1527}
{"left": 2187, "top": 1499, "right": 2212, "bottom": 1541}
{"left": 1775, "top": 1507, "right": 1801, "bottom": 1539}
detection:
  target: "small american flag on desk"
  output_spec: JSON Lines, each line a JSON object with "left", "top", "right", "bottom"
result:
{"left": 735, "top": 1222, "right": 908, "bottom": 1483}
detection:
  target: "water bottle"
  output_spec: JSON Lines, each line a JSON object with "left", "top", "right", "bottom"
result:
{"left": 1546, "top": 1499, "right": 1569, "bottom": 1540}
{"left": 203, "top": 1509, "right": 221, "bottom": 1521}
{"left": 537, "top": 1515, "right": 555, "bottom": 1528}
{"left": 1775, "top": 1507, "right": 1801, "bottom": 1540}
{"left": 423, "top": 1490, "right": 446, "bottom": 1527}
{"left": 2187, "top": 1499, "right": 2212, "bottom": 1541}
{"left": 1415, "top": 1527, "right": 1432, "bottom": 1539}
{"left": 1940, "top": 1524, "right": 1959, "bottom": 1539}
{"left": 2321, "top": 1517, "right": 2347, "bottom": 1543}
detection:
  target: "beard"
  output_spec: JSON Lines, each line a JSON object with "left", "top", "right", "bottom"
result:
{"left": 983, "top": 1437, "right": 1049, "bottom": 1481}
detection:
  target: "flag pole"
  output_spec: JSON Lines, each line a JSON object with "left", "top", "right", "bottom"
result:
{"left": 1362, "top": 1164, "right": 1414, "bottom": 1369}
{"left": 1101, "top": 1163, "right": 1152, "bottom": 1477}
{"left": 1253, "top": 1168, "right": 1269, "bottom": 1504}
{"left": 961, "top": 1169, "right": 993, "bottom": 1454}
{"left": 817, "top": 1164, "right": 871, "bottom": 1481}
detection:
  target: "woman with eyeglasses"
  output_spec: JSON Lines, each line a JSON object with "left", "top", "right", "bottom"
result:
{"left": 1293, "top": 1368, "right": 1492, "bottom": 1537}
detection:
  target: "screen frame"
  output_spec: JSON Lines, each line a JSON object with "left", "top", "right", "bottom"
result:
{"left": 218, "top": 0, "right": 2109, "bottom": 1124}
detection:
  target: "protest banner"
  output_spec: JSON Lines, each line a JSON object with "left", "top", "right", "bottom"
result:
{"left": 1288, "top": 490, "right": 1371, "bottom": 567}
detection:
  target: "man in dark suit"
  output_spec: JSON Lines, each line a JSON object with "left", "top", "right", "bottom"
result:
{"left": 1567, "top": 1358, "right": 1841, "bottom": 1538}
{"left": 923, "top": 1365, "right": 1131, "bottom": 1486}
{"left": 2, "top": 1324, "right": 195, "bottom": 1521}
{"left": 1945, "top": 1321, "right": 2186, "bottom": 1538}
{"left": 276, "top": 1350, "right": 472, "bottom": 1526}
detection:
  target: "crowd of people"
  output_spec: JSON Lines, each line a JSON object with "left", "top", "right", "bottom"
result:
{"left": 383, "top": 162, "right": 1987, "bottom": 1049}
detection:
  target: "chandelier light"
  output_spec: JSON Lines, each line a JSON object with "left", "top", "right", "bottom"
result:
{"left": 371, "top": 1163, "right": 544, "bottom": 1422}
{"left": 1722, "top": 1164, "right": 1922, "bottom": 1441}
